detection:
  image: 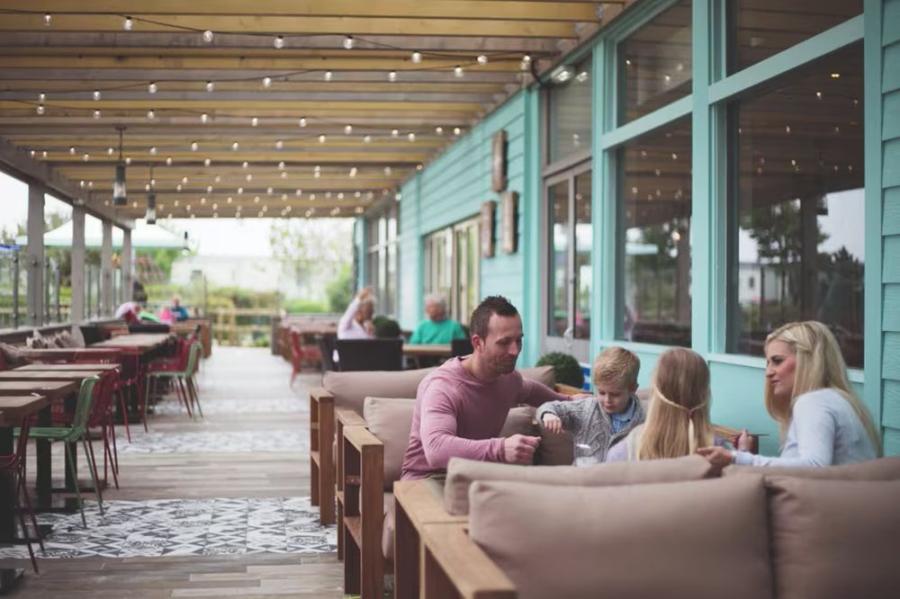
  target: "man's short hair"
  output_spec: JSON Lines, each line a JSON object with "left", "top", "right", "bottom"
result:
{"left": 424, "top": 293, "right": 447, "bottom": 310}
{"left": 593, "top": 346, "right": 640, "bottom": 389}
{"left": 469, "top": 296, "right": 518, "bottom": 339}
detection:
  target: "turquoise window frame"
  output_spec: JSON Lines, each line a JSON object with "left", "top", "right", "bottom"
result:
{"left": 587, "top": 0, "right": 874, "bottom": 417}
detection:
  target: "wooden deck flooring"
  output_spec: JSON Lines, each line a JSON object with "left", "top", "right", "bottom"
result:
{"left": 5, "top": 347, "right": 344, "bottom": 598}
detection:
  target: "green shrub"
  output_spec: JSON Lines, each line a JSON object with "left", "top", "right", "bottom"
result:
{"left": 536, "top": 352, "right": 584, "bottom": 388}
{"left": 373, "top": 315, "right": 401, "bottom": 338}
{"left": 284, "top": 298, "right": 328, "bottom": 314}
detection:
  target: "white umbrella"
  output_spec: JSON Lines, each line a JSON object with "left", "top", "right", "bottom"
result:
{"left": 17, "top": 218, "right": 185, "bottom": 249}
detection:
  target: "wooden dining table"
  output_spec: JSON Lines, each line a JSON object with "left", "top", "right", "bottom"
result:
{"left": 19, "top": 347, "right": 123, "bottom": 363}
{"left": 0, "top": 370, "right": 106, "bottom": 382}
{"left": 0, "top": 394, "right": 48, "bottom": 593}
{"left": 402, "top": 344, "right": 452, "bottom": 358}
{"left": 14, "top": 363, "right": 120, "bottom": 373}
{"left": 91, "top": 333, "right": 172, "bottom": 354}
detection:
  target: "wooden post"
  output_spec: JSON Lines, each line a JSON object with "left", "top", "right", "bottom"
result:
{"left": 70, "top": 206, "right": 85, "bottom": 323}
{"left": 26, "top": 184, "right": 45, "bottom": 326}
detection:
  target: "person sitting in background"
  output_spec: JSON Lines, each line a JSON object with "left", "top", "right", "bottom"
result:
{"left": 698, "top": 321, "right": 881, "bottom": 469}
{"left": 538, "top": 346, "right": 645, "bottom": 464}
{"left": 115, "top": 300, "right": 139, "bottom": 324}
{"left": 607, "top": 347, "right": 728, "bottom": 462}
{"left": 337, "top": 287, "right": 375, "bottom": 340}
{"left": 137, "top": 302, "right": 162, "bottom": 323}
{"left": 410, "top": 294, "right": 467, "bottom": 345}
{"left": 170, "top": 296, "right": 190, "bottom": 322}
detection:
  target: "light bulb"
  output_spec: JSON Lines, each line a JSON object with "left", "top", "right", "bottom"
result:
{"left": 262, "top": 77, "right": 272, "bottom": 88}
{"left": 453, "top": 127, "right": 461, "bottom": 135}
{"left": 44, "top": 13, "right": 52, "bottom": 26}
{"left": 108, "top": 147, "right": 114, "bottom": 155}
{"left": 125, "top": 157, "right": 132, "bottom": 165}
{"left": 296, "top": 189, "right": 302, "bottom": 196}
{"left": 391, "top": 129, "right": 399, "bottom": 138}
{"left": 318, "top": 134, "right": 326, "bottom": 143}
{"left": 384, "top": 166, "right": 392, "bottom": 175}
{"left": 148, "top": 81, "right": 158, "bottom": 94}
{"left": 166, "top": 157, "right": 172, "bottom": 165}
{"left": 275, "top": 140, "right": 284, "bottom": 149}
{"left": 412, "top": 51, "right": 422, "bottom": 63}
{"left": 82, "top": 153, "right": 90, "bottom": 162}
{"left": 232, "top": 141, "right": 239, "bottom": 151}
{"left": 147, "top": 109, "right": 156, "bottom": 120}
{"left": 324, "top": 71, "right": 333, "bottom": 81}
{"left": 388, "top": 71, "right": 397, "bottom": 82}
{"left": 200, "top": 113, "right": 209, "bottom": 123}
{"left": 204, "top": 158, "right": 211, "bottom": 167}
{"left": 281, "top": 171, "right": 287, "bottom": 179}
{"left": 246, "top": 173, "right": 252, "bottom": 181}
{"left": 344, "top": 124, "right": 353, "bottom": 135}
{"left": 205, "top": 80, "right": 215, "bottom": 92}
{"left": 349, "top": 167, "right": 357, "bottom": 177}
{"left": 206, "top": 186, "right": 213, "bottom": 193}
{"left": 267, "top": 187, "right": 274, "bottom": 195}
{"left": 477, "top": 54, "right": 488, "bottom": 65}
{"left": 149, "top": 146, "right": 157, "bottom": 155}
{"left": 298, "top": 117, "right": 307, "bottom": 127}
{"left": 278, "top": 161, "right": 285, "bottom": 170}
{"left": 242, "top": 161, "right": 249, "bottom": 168}
{"left": 435, "top": 126, "right": 443, "bottom": 134}
{"left": 202, "top": 30, "right": 214, "bottom": 43}
{"left": 453, "top": 65, "right": 464, "bottom": 78}
{"left": 38, "top": 93, "right": 46, "bottom": 103}
{"left": 123, "top": 16, "right": 133, "bottom": 31}
{"left": 274, "top": 35, "right": 285, "bottom": 49}
{"left": 36, "top": 104, "right": 45, "bottom": 115}
{"left": 408, "top": 132, "right": 416, "bottom": 142}
{"left": 181, "top": 176, "right": 188, "bottom": 184}
{"left": 69, "top": 146, "right": 76, "bottom": 155}
{"left": 251, "top": 116, "right": 259, "bottom": 127}
{"left": 93, "top": 89, "right": 101, "bottom": 101}
{"left": 190, "top": 141, "right": 199, "bottom": 151}
{"left": 363, "top": 135, "right": 372, "bottom": 143}
{"left": 237, "top": 187, "right": 243, "bottom": 194}
{"left": 343, "top": 36, "right": 354, "bottom": 50}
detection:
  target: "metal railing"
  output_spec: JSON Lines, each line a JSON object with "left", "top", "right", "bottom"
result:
{"left": 0, "top": 245, "right": 24, "bottom": 329}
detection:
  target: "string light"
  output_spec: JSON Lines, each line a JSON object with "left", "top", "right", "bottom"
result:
{"left": 298, "top": 117, "right": 307, "bottom": 127}
{"left": 201, "top": 113, "right": 209, "bottom": 123}
{"left": 453, "top": 65, "right": 464, "bottom": 78}
{"left": 477, "top": 55, "right": 488, "bottom": 65}
{"left": 108, "top": 147, "right": 114, "bottom": 155}
{"left": 453, "top": 127, "right": 461, "bottom": 135}
{"left": 190, "top": 141, "right": 199, "bottom": 151}
{"left": 278, "top": 161, "right": 286, "bottom": 170}
{"left": 232, "top": 141, "right": 240, "bottom": 151}
{"left": 43, "top": 13, "right": 52, "bottom": 26}
{"left": 93, "top": 89, "right": 101, "bottom": 101}
{"left": 262, "top": 76, "right": 272, "bottom": 88}
{"left": 147, "top": 109, "right": 156, "bottom": 120}
{"left": 149, "top": 146, "right": 157, "bottom": 155}
{"left": 275, "top": 140, "right": 284, "bottom": 150}
{"left": 123, "top": 16, "right": 133, "bottom": 31}
{"left": 384, "top": 166, "right": 392, "bottom": 175}
{"left": 251, "top": 116, "right": 259, "bottom": 127}
{"left": 38, "top": 93, "right": 46, "bottom": 103}
{"left": 148, "top": 82, "right": 158, "bottom": 94}
{"left": 203, "top": 30, "right": 214, "bottom": 43}
{"left": 522, "top": 54, "right": 532, "bottom": 64}
{"left": 204, "top": 158, "right": 212, "bottom": 167}
{"left": 408, "top": 132, "right": 416, "bottom": 142}
{"left": 412, "top": 51, "right": 422, "bottom": 63}
{"left": 324, "top": 71, "right": 333, "bottom": 81}
{"left": 205, "top": 81, "right": 215, "bottom": 92}
{"left": 391, "top": 129, "right": 399, "bottom": 138}
{"left": 435, "top": 126, "right": 443, "bottom": 135}
{"left": 318, "top": 134, "right": 327, "bottom": 143}
{"left": 273, "top": 35, "right": 285, "bottom": 49}
{"left": 388, "top": 71, "right": 397, "bottom": 82}
{"left": 343, "top": 36, "right": 355, "bottom": 50}
{"left": 166, "top": 157, "right": 173, "bottom": 165}
{"left": 344, "top": 124, "right": 353, "bottom": 135}
{"left": 82, "top": 153, "right": 90, "bottom": 162}
{"left": 363, "top": 135, "right": 372, "bottom": 143}
{"left": 69, "top": 146, "right": 76, "bottom": 155}
{"left": 36, "top": 105, "right": 45, "bottom": 115}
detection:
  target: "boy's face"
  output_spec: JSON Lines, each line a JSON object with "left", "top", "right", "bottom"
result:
{"left": 595, "top": 381, "right": 635, "bottom": 415}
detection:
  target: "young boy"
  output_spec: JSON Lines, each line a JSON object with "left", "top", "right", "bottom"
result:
{"left": 537, "top": 346, "right": 645, "bottom": 464}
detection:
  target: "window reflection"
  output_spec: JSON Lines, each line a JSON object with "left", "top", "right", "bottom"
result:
{"left": 619, "top": 118, "right": 692, "bottom": 346}
{"left": 728, "top": 0, "right": 862, "bottom": 74}
{"left": 618, "top": 0, "right": 692, "bottom": 125}
{"left": 547, "top": 57, "right": 592, "bottom": 164}
{"left": 574, "top": 172, "right": 592, "bottom": 339}
{"left": 729, "top": 43, "right": 864, "bottom": 367}
{"left": 548, "top": 181, "right": 570, "bottom": 336}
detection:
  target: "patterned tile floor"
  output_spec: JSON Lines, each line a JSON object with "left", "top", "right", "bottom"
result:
{"left": 0, "top": 497, "right": 335, "bottom": 559}
{"left": 117, "top": 430, "right": 308, "bottom": 454}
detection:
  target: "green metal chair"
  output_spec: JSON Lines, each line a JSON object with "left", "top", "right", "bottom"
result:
{"left": 145, "top": 342, "right": 203, "bottom": 420}
{"left": 24, "top": 375, "right": 103, "bottom": 527}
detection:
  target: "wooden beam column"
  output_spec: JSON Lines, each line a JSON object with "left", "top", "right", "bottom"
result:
{"left": 122, "top": 227, "right": 133, "bottom": 305}
{"left": 100, "top": 219, "right": 113, "bottom": 316}
{"left": 70, "top": 205, "right": 86, "bottom": 323}
{"left": 26, "top": 184, "right": 45, "bottom": 327}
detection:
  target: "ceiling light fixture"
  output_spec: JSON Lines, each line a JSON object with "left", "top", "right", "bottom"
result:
{"left": 113, "top": 127, "right": 127, "bottom": 206}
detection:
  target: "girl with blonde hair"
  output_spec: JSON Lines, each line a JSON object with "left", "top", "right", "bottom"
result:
{"left": 607, "top": 347, "right": 726, "bottom": 461}
{"left": 698, "top": 321, "right": 881, "bottom": 468}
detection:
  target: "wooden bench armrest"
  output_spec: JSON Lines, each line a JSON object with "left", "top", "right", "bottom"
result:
{"left": 343, "top": 424, "right": 383, "bottom": 453}
{"left": 310, "top": 387, "right": 335, "bottom": 404}
{"left": 421, "top": 522, "right": 516, "bottom": 599}
{"left": 336, "top": 407, "right": 367, "bottom": 428}
{"left": 554, "top": 383, "right": 584, "bottom": 396}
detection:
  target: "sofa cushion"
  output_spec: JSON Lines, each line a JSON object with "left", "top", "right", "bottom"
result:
{"left": 444, "top": 454, "right": 714, "bottom": 515}
{"left": 766, "top": 476, "right": 900, "bottom": 599}
{"left": 468, "top": 476, "right": 773, "bottom": 599}
{"left": 0, "top": 342, "right": 28, "bottom": 368}
{"left": 535, "top": 424, "right": 574, "bottom": 466}
{"left": 723, "top": 456, "right": 900, "bottom": 480}
{"left": 364, "top": 397, "right": 416, "bottom": 490}
{"left": 324, "top": 367, "right": 435, "bottom": 414}
{"left": 498, "top": 406, "right": 537, "bottom": 437}
{"left": 518, "top": 365, "right": 555, "bottom": 388}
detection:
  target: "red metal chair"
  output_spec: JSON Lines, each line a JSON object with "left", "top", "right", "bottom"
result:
{"left": 0, "top": 416, "right": 44, "bottom": 572}
{"left": 87, "top": 371, "right": 121, "bottom": 489}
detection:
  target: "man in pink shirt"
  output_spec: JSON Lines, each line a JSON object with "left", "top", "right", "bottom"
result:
{"left": 401, "top": 296, "right": 572, "bottom": 479}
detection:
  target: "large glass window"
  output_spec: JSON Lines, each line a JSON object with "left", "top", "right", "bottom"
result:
{"left": 618, "top": 0, "right": 692, "bottom": 125}
{"left": 424, "top": 218, "right": 480, "bottom": 325}
{"left": 545, "top": 164, "right": 592, "bottom": 360}
{"left": 366, "top": 204, "right": 399, "bottom": 316}
{"left": 547, "top": 57, "right": 592, "bottom": 164}
{"left": 728, "top": 43, "right": 864, "bottom": 367}
{"left": 619, "top": 118, "right": 692, "bottom": 346}
{"left": 728, "top": 0, "right": 862, "bottom": 74}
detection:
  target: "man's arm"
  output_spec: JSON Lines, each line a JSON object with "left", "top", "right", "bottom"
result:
{"left": 520, "top": 377, "right": 572, "bottom": 408}
{"left": 420, "top": 390, "right": 505, "bottom": 469}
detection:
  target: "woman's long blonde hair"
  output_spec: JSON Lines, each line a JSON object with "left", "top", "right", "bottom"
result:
{"left": 637, "top": 348, "right": 713, "bottom": 461}
{"left": 765, "top": 321, "right": 882, "bottom": 454}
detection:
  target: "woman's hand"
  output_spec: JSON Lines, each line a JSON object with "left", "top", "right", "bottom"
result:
{"left": 696, "top": 446, "right": 735, "bottom": 473}
{"left": 357, "top": 286, "right": 374, "bottom": 301}
{"left": 736, "top": 429, "right": 753, "bottom": 451}
{"left": 541, "top": 413, "right": 563, "bottom": 434}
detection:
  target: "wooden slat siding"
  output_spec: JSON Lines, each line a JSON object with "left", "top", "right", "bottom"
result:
{"left": 397, "top": 92, "right": 528, "bottom": 330}
{"left": 883, "top": 0, "right": 900, "bottom": 454}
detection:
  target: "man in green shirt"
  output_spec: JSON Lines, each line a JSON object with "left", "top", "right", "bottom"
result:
{"left": 409, "top": 294, "right": 467, "bottom": 344}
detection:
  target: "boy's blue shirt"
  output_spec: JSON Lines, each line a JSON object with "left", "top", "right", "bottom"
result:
{"left": 609, "top": 396, "right": 638, "bottom": 435}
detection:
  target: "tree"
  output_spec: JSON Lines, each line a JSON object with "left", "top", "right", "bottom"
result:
{"left": 268, "top": 219, "right": 354, "bottom": 304}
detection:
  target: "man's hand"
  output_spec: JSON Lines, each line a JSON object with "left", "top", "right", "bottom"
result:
{"left": 736, "top": 429, "right": 753, "bottom": 451}
{"left": 541, "top": 413, "right": 563, "bottom": 434}
{"left": 503, "top": 434, "right": 540, "bottom": 464}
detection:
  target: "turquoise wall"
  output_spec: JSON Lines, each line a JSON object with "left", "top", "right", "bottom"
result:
{"left": 397, "top": 92, "right": 542, "bottom": 365}
{"left": 880, "top": 0, "right": 900, "bottom": 454}
{"left": 360, "top": 0, "right": 894, "bottom": 456}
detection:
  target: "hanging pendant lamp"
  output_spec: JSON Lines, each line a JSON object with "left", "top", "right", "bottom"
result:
{"left": 145, "top": 164, "right": 157, "bottom": 224}
{"left": 113, "top": 126, "right": 127, "bottom": 205}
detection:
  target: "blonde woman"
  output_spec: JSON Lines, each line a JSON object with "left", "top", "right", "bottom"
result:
{"left": 607, "top": 348, "right": 725, "bottom": 462}
{"left": 698, "top": 321, "right": 881, "bottom": 469}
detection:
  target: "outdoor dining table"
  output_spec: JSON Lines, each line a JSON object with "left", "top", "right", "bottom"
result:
{"left": 0, "top": 394, "right": 48, "bottom": 593}
{"left": 0, "top": 370, "right": 106, "bottom": 382}
{"left": 402, "top": 344, "right": 452, "bottom": 358}
{"left": 0, "top": 379, "right": 81, "bottom": 512}
{"left": 14, "top": 363, "right": 121, "bottom": 373}
{"left": 20, "top": 347, "right": 123, "bottom": 363}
